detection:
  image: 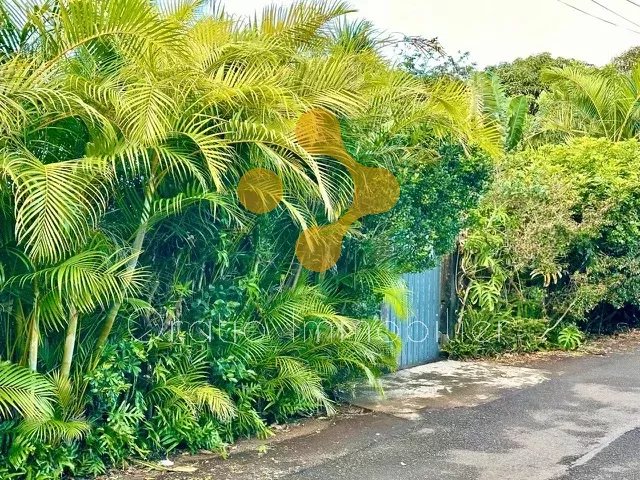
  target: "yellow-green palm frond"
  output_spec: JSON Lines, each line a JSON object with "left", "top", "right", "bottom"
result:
{"left": 266, "top": 356, "right": 334, "bottom": 414}
{"left": 168, "top": 116, "right": 234, "bottom": 191}
{"left": 424, "top": 77, "right": 503, "bottom": 155}
{"left": 157, "top": 0, "right": 207, "bottom": 24}
{"left": 148, "top": 376, "right": 237, "bottom": 422}
{"left": 148, "top": 185, "right": 248, "bottom": 228}
{"left": 11, "top": 247, "right": 148, "bottom": 315}
{"left": 16, "top": 371, "right": 89, "bottom": 444}
{"left": 262, "top": 283, "right": 355, "bottom": 336}
{"left": 377, "top": 278, "right": 410, "bottom": 320}
{"left": 186, "top": 16, "right": 236, "bottom": 71}
{"left": 543, "top": 67, "right": 618, "bottom": 137}
{"left": 293, "top": 53, "right": 368, "bottom": 115}
{"left": 0, "top": 361, "right": 53, "bottom": 419}
{"left": 0, "top": 55, "right": 112, "bottom": 141}
{"left": 147, "top": 352, "right": 237, "bottom": 422}
{"left": 253, "top": 1, "right": 353, "bottom": 48}
{"left": 327, "top": 18, "right": 386, "bottom": 54}
{"left": 226, "top": 116, "right": 349, "bottom": 218}
{"left": 36, "top": 0, "right": 187, "bottom": 67}
{"left": 372, "top": 73, "right": 503, "bottom": 156}
{"left": 117, "top": 77, "right": 177, "bottom": 145}
{"left": 194, "top": 62, "right": 296, "bottom": 120}
{"left": 8, "top": 153, "right": 108, "bottom": 263}
{"left": 538, "top": 66, "right": 640, "bottom": 141}
{"left": 16, "top": 417, "right": 90, "bottom": 443}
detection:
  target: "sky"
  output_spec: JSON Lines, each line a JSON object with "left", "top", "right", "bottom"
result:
{"left": 223, "top": 0, "right": 640, "bottom": 67}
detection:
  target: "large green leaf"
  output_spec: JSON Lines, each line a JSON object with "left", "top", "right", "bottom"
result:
{"left": 506, "top": 95, "right": 528, "bottom": 151}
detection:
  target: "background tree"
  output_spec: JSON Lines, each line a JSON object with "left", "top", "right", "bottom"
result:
{"left": 398, "top": 36, "right": 476, "bottom": 79}
{"left": 486, "top": 53, "right": 588, "bottom": 113}
{"left": 610, "top": 45, "right": 640, "bottom": 73}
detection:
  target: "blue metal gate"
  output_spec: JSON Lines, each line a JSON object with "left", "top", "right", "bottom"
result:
{"left": 382, "top": 266, "right": 441, "bottom": 369}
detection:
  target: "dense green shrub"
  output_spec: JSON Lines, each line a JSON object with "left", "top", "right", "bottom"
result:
{"left": 444, "top": 313, "right": 549, "bottom": 359}
{"left": 451, "top": 138, "right": 640, "bottom": 358}
{"left": 368, "top": 143, "right": 492, "bottom": 273}
{"left": 1, "top": 314, "right": 398, "bottom": 477}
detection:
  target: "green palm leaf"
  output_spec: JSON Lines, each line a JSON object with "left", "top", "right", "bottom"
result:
{"left": 10, "top": 155, "right": 107, "bottom": 263}
{"left": 506, "top": 96, "right": 528, "bottom": 150}
{"left": 0, "top": 361, "right": 53, "bottom": 419}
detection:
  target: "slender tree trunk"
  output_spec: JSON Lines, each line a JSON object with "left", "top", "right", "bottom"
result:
{"left": 14, "top": 300, "right": 26, "bottom": 365}
{"left": 28, "top": 316, "right": 38, "bottom": 371}
{"left": 61, "top": 305, "right": 78, "bottom": 379}
{"left": 292, "top": 262, "right": 303, "bottom": 288}
{"left": 27, "top": 290, "right": 39, "bottom": 372}
{"left": 92, "top": 226, "right": 148, "bottom": 362}
{"left": 92, "top": 160, "right": 158, "bottom": 367}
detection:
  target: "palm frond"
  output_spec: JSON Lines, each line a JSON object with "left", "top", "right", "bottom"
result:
{"left": 10, "top": 154, "right": 107, "bottom": 263}
{"left": 16, "top": 417, "right": 90, "bottom": 443}
{"left": 254, "top": 1, "right": 353, "bottom": 48}
{"left": 0, "top": 361, "right": 53, "bottom": 419}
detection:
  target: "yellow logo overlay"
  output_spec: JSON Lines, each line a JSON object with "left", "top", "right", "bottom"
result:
{"left": 237, "top": 109, "right": 400, "bottom": 272}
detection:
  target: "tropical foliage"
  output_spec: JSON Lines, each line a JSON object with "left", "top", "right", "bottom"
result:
{"left": 445, "top": 45, "right": 640, "bottom": 358}
{"left": 0, "top": 0, "right": 500, "bottom": 476}
{"left": 486, "top": 53, "right": 588, "bottom": 113}
{"left": 533, "top": 65, "right": 640, "bottom": 142}
{"left": 5, "top": 0, "right": 638, "bottom": 472}
{"left": 448, "top": 139, "right": 640, "bottom": 357}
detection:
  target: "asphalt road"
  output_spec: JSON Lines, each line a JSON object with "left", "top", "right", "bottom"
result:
{"left": 289, "top": 349, "right": 640, "bottom": 480}
{"left": 142, "top": 345, "right": 640, "bottom": 480}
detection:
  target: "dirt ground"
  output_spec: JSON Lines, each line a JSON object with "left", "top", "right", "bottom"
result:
{"left": 487, "top": 328, "right": 640, "bottom": 367}
{"left": 104, "top": 405, "right": 370, "bottom": 480}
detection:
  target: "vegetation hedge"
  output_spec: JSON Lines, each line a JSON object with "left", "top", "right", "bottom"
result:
{"left": 0, "top": 1, "right": 500, "bottom": 477}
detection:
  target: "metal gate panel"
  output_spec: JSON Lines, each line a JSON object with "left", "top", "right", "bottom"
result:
{"left": 382, "top": 265, "right": 441, "bottom": 369}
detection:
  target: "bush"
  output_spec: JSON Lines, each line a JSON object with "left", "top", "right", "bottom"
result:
{"left": 444, "top": 311, "right": 549, "bottom": 358}
{"left": 454, "top": 138, "right": 640, "bottom": 357}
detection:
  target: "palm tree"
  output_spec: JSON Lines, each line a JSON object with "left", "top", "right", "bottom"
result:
{"left": 0, "top": 0, "right": 503, "bottom": 433}
{"left": 0, "top": 0, "right": 365, "bottom": 369}
{"left": 534, "top": 65, "right": 640, "bottom": 142}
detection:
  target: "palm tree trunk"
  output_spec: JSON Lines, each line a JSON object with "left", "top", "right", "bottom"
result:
{"left": 28, "top": 316, "right": 38, "bottom": 371}
{"left": 92, "top": 160, "right": 158, "bottom": 366}
{"left": 60, "top": 305, "right": 78, "bottom": 379}
{"left": 27, "top": 290, "right": 40, "bottom": 372}
{"left": 292, "top": 262, "right": 303, "bottom": 288}
{"left": 92, "top": 225, "right": 148, "bottom": 362}
{"left": 14, "top": 300, "right": 26, "bottom": 365}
